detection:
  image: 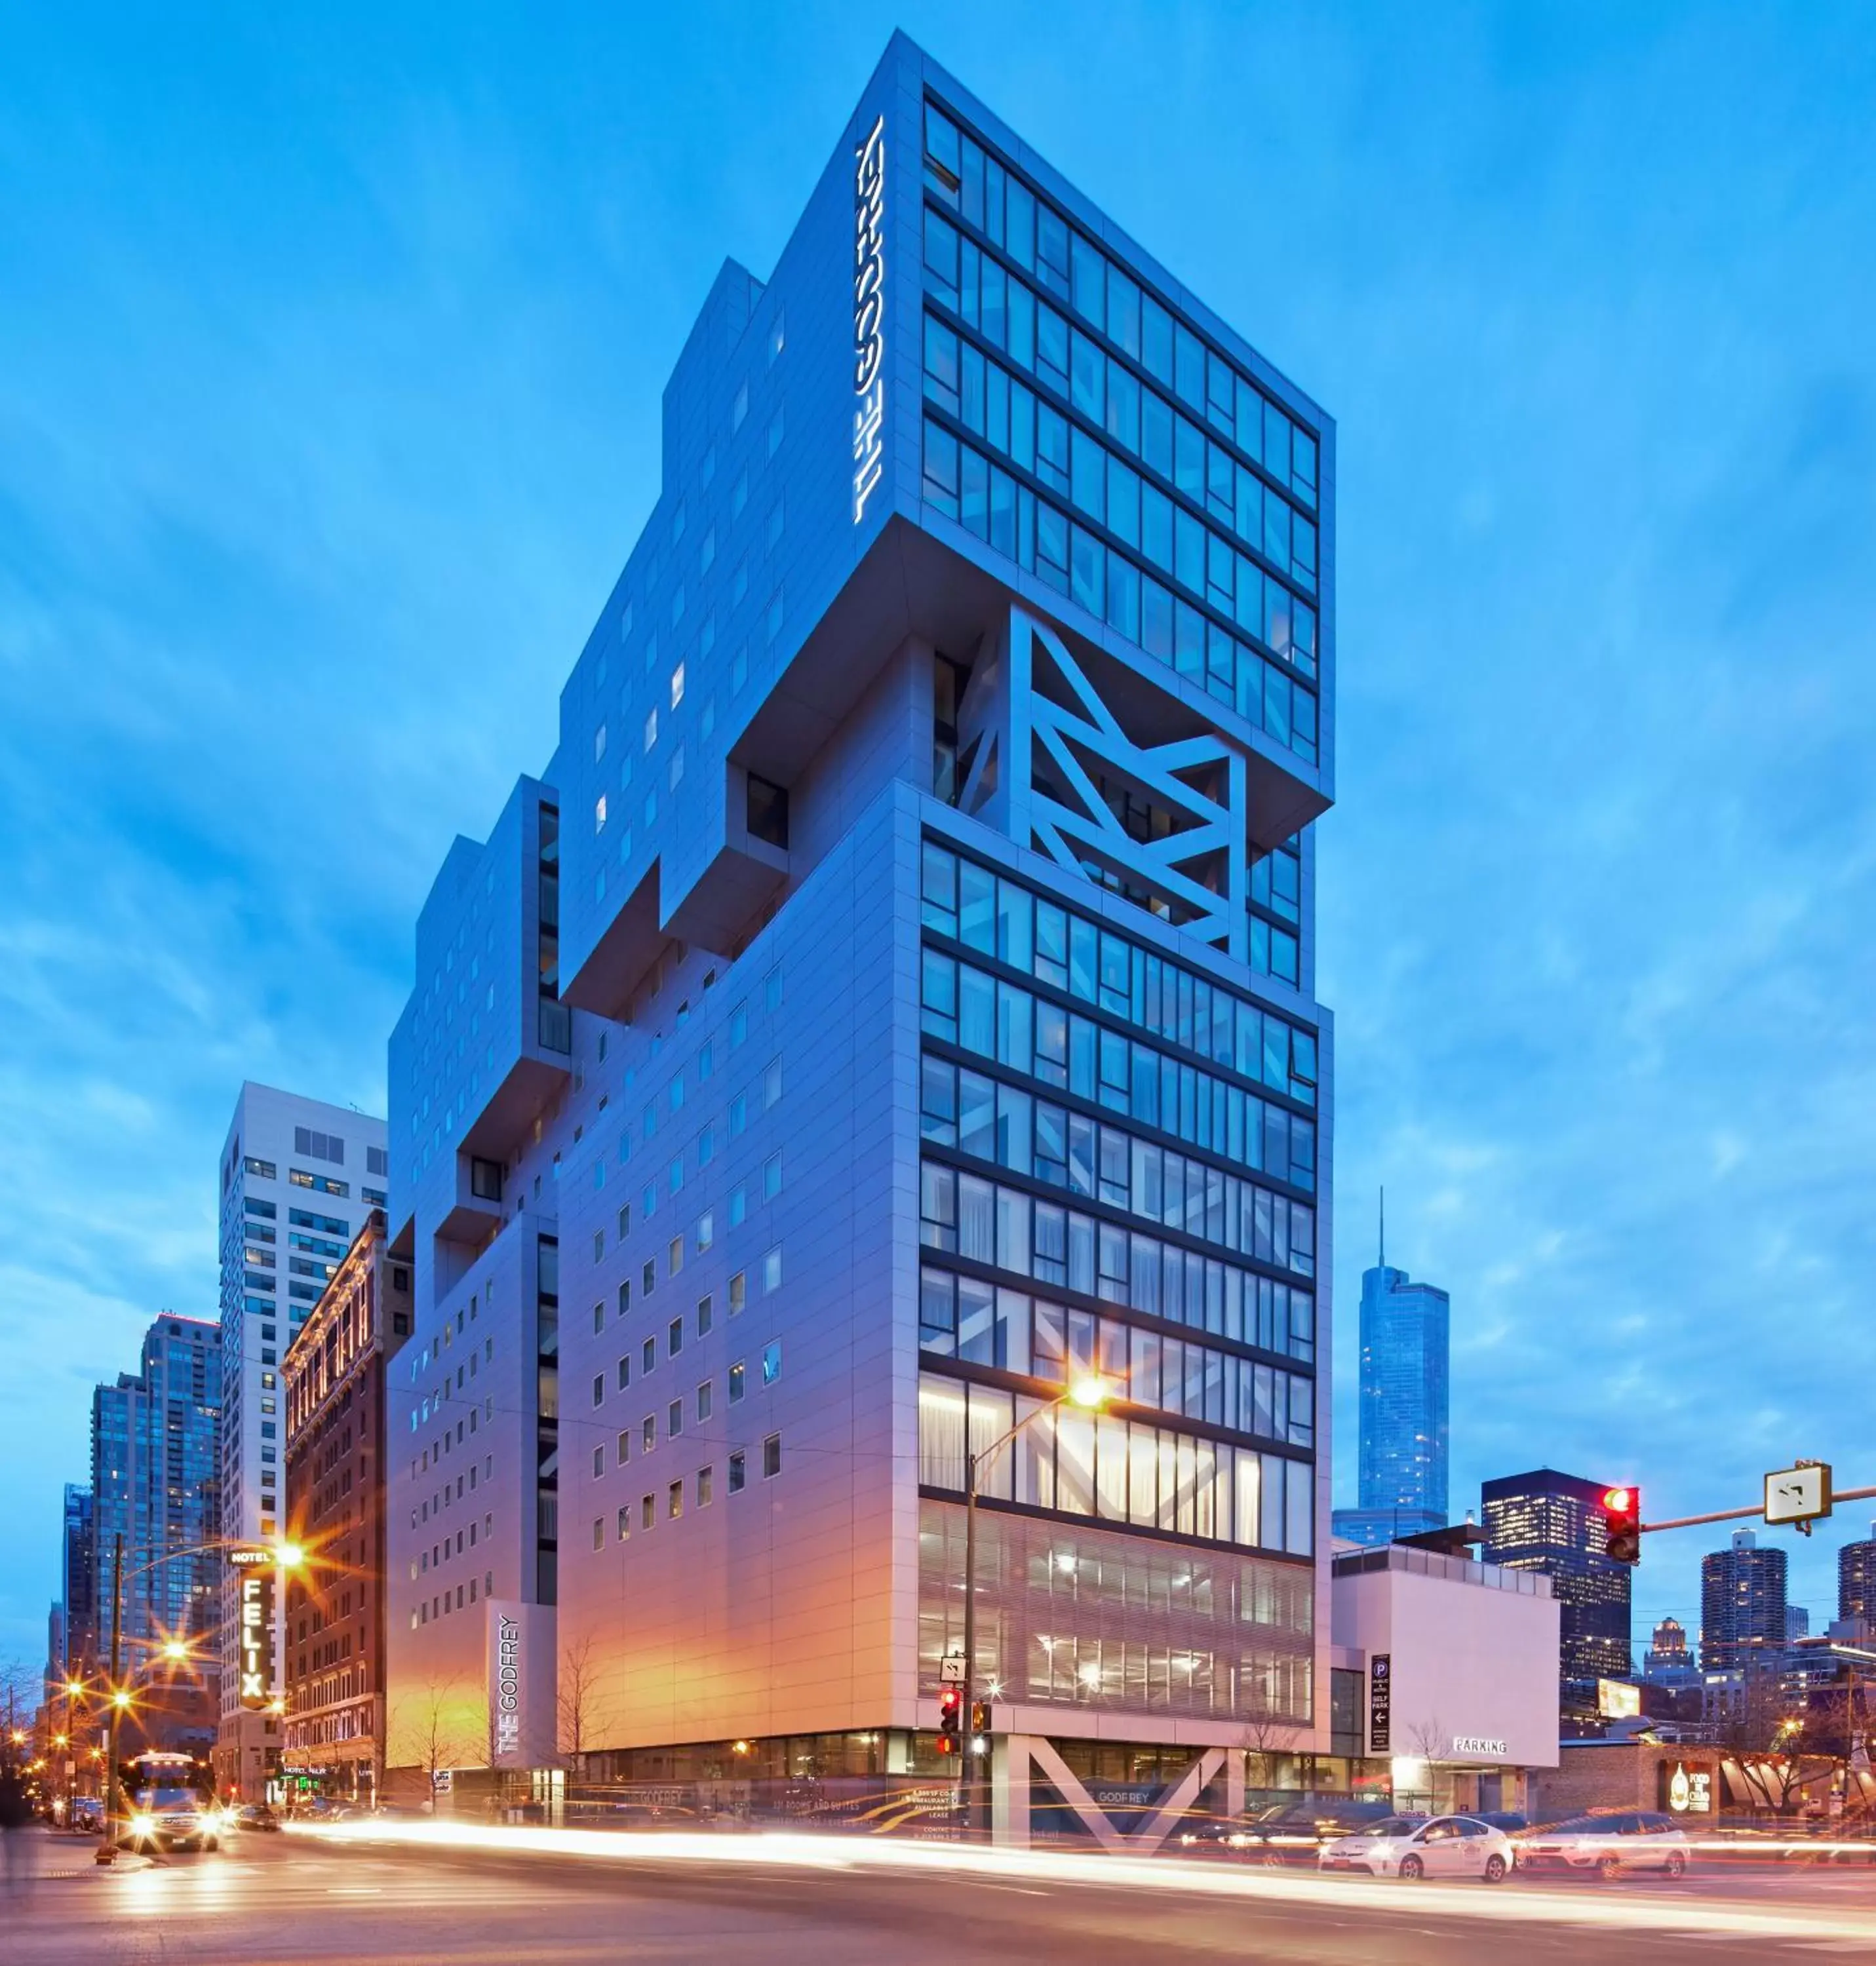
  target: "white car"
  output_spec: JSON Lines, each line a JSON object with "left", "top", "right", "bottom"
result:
{"left": 1516, "top": 1811, "right": 1690, "bottom": 1879}
{"left": 1319, "top": 1813, "right": 1514, "bottom": 1883}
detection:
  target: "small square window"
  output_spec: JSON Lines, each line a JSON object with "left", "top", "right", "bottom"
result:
{"left": 728, "top": 1361, "right": 745, "bottom": 1404}
{"left": 592, "top": 1517, "right": 604, "bottom": 1551}
{"left": 696, "top": 1294, "right": 714, "bottom": 1336}
{"left": 617, "top": 1356, "right": 631, "bottom": 1391}
{"left": 729, "top": 1271, "right": 747, "bottom": 1315}
{"left": 591, "top": 1372, "right": 605, "bottom": 1408}
{"left": 617, "top": 1281, "right": 632, "bottom": 1317}
{"left": 592, "top": 1301, "right": 604, "bottom": 1335}
{"left": 762, "top": 1341, "right": 782, "bottom": 1386}
{"left": 616, "top": 1505, "right": 631, "bottom": 1541}
{"left": 591, "top": 1444, "right": 605, "bottom": 1478}
{"left": 762, "top": 1246, "right": 783, "bottom": 1293}
{"left": 642, "top": 1416, "right": 656, "bottom": 1453}
{"left": 762, "top": 1433, "right": 782, "bottom": 1479}
{"left": 668, "top": 1478, "right": 684, "bottom": 1520}
{"left": 668, "top": 1236, "right": 683, "bottom": 1275}
{"left": 642, "top": 1337, "right": 656, "bottom": 1375}
{"left": 643, "top": 1260, "right": 656, "bottom": 1295}
{"left": 696, "top": 1380, "right": 713, "bottom": 1422}
{"left": 728, "top": 1451, "right": 746, "bottom": 1494}
{"left": 698, "top": 1465, "right": 714, "bottom": 1507}
{"left": 667, "top": 1315, "right": 684, "bottom": 1357}
{"left": 763, "top": 1152, "right": 783, "bottom": 1200}
{"left": 641, "top": 1493, "right": 655, "bottom": 1530}
{"left": 617, "top": 1429, "right": 631, "bottom": 1463}
{"left": 671, "top": 663, "right": 686, "bottom": 708}
{"left": 668, "top": 1398, "right": 683, "bottom": 1437}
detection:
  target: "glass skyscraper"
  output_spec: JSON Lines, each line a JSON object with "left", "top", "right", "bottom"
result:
{"left": 1331, "top": 1261, "right": 1449, "bottom": 1548}
{"left": 383, "top": 31, "right": 1335, "bottom": 1828}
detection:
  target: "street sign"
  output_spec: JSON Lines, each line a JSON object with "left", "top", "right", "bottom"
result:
{"left": 1765, "top": 1462, "right": 1832, "bottom": 1530}
{"left": 1369, "top": 1655, "right": 1392, "bottom": 1754}
{"left": 939, "top": 1653, "right": 966, "bottom": 1685}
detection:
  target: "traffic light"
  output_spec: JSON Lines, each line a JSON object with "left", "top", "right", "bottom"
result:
{"left": 1603, "top": 1486, "right": 1642, "bottom": 1566}
{"left": 970, "top": 1698, "right": 993, "bottom": 1739}
{"left": 937, "top": 1686, "right": 962, "bottom": 1754}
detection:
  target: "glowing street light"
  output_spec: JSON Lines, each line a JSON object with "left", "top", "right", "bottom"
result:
{"left": 956, "top": 1376, "right": 1117, "bottom": 1830}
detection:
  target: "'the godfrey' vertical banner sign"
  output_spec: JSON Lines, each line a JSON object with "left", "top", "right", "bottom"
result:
{"left": 851, "top": 114, "right": 887, "bottom": 524}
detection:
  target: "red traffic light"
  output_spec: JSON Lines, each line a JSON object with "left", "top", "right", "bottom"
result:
{"left": 1602, "top": 1485, "right": 1642, "bottom": 1566}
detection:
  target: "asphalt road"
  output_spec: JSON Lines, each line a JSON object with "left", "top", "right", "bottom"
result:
{"left": 5, "top": 1824, "right": 1876, "bottom": 1964}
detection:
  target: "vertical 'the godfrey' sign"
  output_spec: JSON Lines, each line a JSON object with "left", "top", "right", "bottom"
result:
{"left": 851, "top": 114, "right": 887, "bottom": 524}
{"left": 494, "top": 1615, "right": 521, "bottom": 1759}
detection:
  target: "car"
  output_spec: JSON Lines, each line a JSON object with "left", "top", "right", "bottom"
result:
{"left": 1181, "top": 1797, "right": 1409, "bottom": 1861}
{"left": 67, "top": 1796, "right": 105, "bottom": 1834}
{"left": 123, "top": 1784, "right": 221, "bottom": 1852}
{"left": 1319, "top": 1813, "right": 1515, "bottom": 1883}
{"left": 229, "top": 1803, "right": 281, "bottom": 1832}
{"left": 1516, "top": 1811, "right": 1691, "bottom": 1879}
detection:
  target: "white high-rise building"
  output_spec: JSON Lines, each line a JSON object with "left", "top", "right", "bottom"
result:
{"left": 214, "top": 1083, "right": 387, "bottom": 1797}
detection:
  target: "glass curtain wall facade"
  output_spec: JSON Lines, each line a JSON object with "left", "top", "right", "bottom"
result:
{"left": 1333, "top": 1263, "right": 1449, "bottom": 1547}
{"left": 89, "top": 1318, "right": 220, "bottom": 1697}
{"left": 382, "top": 32, "right": 1336, "bottom": 1785}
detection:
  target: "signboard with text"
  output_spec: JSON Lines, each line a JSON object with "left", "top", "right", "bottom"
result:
{"left": 1368, "top": 1655, "right": 1392, "bottom": 1754}
{"left": 237, "top": 1566, "right": 275, "bottom": 1710}
{"left": 1659, "top": 1762, "right": 1716, "bottom": 1816}
{"left": 486, "top": 1599, "right": 557, "bottom": 1769}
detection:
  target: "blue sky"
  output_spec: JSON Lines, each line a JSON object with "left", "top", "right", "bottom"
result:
{"left": 3, "top": 3, "right": 1874, "bottom": 1671}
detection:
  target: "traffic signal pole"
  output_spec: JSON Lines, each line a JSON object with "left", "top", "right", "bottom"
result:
{"left": 1641, "top": 1486, "right": 1876, "bottom": 1534}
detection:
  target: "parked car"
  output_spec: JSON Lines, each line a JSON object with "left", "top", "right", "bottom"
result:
{"left": 1181, "top": 1797, "right": 1411, "bottom": 1860}
{"left": 1319, "top": 1813, "right": 1515, "bottom": 1883}
{"left": 1516, "top": 1811, "right": 1691, "bottom": 1878}
{"left": 229, "top": 1803, "right": 281, "bottom": 1833}
{"left": 67, "top": 1795, "right": 104, "bottom": 1834}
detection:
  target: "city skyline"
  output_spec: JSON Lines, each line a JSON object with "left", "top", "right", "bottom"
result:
{"left": 5, "top": 0, "right": 1876, "bottom": 1680}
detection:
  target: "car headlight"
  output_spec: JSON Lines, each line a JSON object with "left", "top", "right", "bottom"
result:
{"left": 130, "top": 1813, "right": 156, "bottom": 1836}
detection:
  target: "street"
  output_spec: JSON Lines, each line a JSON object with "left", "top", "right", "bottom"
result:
{"left": 7, "top": 1824, "right": 1876, "bottom": 1963}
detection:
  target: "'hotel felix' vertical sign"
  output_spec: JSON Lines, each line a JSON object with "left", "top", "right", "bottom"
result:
{"left": 851, "top": 114, "right": 887, "bottom": 524}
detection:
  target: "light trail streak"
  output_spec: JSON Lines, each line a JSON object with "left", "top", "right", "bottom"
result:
{"left": 290, "top": 1819, "right": 1876, "bottom": 1944}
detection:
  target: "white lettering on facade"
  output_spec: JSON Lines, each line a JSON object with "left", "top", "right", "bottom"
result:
{"left": 851, "top": 114, "right": 887, "bottom": 524}
{"left": 494, "top": 1615, "right": 521, "bottom": 1756}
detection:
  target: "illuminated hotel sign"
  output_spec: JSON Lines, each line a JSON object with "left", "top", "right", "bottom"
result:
{"left": 237, "top": 1567, "right": 275, "bottom": 1710}
{"left": 494, "top": 1614, "right": 522, "bottom": 1759}
{"left": 851, "top": 113, "right": 887, "bottom": 524}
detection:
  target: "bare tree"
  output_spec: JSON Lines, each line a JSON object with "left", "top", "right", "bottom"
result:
{"left": 1238, "top": 1695, "right": 1289, "bottom": 1797}
{"left": 388, "top": 1676, "right": 471, "bottom": 1811}
{"left": 557, "top": 1635, "right": 610, "bottom": 1765}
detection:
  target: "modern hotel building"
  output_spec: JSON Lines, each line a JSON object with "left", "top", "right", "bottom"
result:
{"left": 383, "top": 32, "right": 1335, "bottom": 1830}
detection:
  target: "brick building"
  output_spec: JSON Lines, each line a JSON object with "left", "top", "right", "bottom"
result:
{"left": 281, "top": 1211, "right": 412, "bottom": 1801}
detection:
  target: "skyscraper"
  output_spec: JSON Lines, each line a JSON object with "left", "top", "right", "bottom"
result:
{"left": 90, "top": 1315, "right": 220, "bottom": 1725}
{"left": 214, "top": 1085, "right": 387, "bottom": 1796}
{"left": 1331, "top": 1224, "right": 1449, "bottom": 1548}
{"left": 1700, "top": 1528, "right": 1788, "bottom": 1672}
{"left": 1839, "top": 1519, "right": 1876, "bottom": 1628}
{"left": 60, "top": 1483, "right": 96, "bottom": 1674}
{"left": 1481, "top": 1467, "right": 1631, "bottom": 1727}
{"left": 383, "top": 31, "right": 1335, "bottom": 1821}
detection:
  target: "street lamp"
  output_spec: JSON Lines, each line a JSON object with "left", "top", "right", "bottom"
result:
{"left": 956, "top": 1375, "right": 1114, "bottom": 1834}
